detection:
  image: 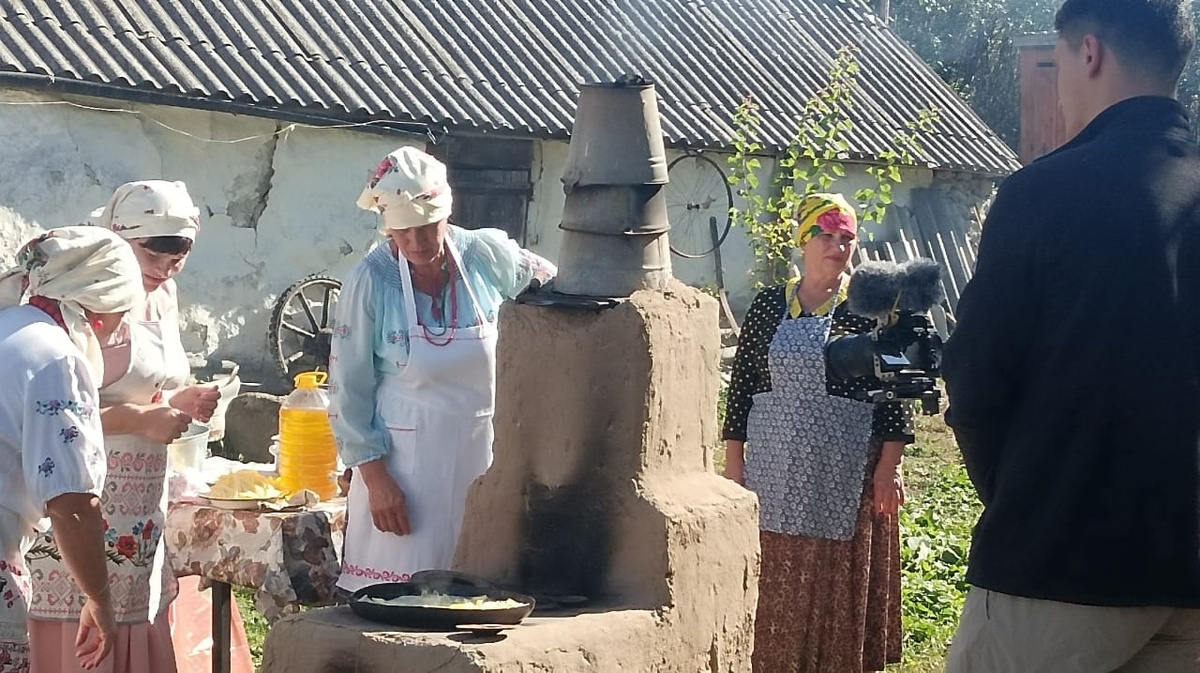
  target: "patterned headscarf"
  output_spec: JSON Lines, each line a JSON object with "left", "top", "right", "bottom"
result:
{"left": 0, "top": 227, "right": 143, "bottom": 380}
{"left": 356, "top": 146, "right": 453, "bottom": 231}
{"left": 90, "top": 180, "right": 200, "bottom": 241}
{"left": 793, "top": 193, "right": 858, "bottom": 248}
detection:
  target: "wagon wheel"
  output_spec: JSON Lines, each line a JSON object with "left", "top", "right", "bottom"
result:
{"left": 665, "top": 152, "right": 734, "bottom": 258}
{"left": 268, "top": 274, "right": 341, "bottom": 378}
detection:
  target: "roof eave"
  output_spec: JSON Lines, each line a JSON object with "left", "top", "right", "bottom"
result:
{"left": 0, "top": 72, "right": 1018, "bottom": 177}
{"left": 0, "top": 71, "right": 432, "bottom": 141}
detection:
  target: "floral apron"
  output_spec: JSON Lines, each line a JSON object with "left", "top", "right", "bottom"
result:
{"left": 337, "top": 238, "right": 497, "bottom": 592}
{"left": 27, "top": 317, "right": 185, "bottom": 623}
{"left": 744, "top": 305, "right": 875, "bottom": 541}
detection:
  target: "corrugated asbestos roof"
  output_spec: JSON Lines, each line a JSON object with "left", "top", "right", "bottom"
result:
{"left": 0, "top": 0, "right": 1020, "bottom": 175}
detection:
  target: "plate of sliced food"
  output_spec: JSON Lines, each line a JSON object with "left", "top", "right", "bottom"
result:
{"left": 349, "top": 580, "right": 535, "bottom": 630}
{"left": 199, "top": 470, "right": 288, "bottom": 510}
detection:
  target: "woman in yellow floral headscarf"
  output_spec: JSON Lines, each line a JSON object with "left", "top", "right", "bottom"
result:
{"left": 722, "top": 194, "right": 913, "bottom": 672}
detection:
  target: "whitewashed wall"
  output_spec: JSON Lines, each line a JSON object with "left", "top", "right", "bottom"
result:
{"left": 0, "top": 87, "right": 412, "bottom": 381}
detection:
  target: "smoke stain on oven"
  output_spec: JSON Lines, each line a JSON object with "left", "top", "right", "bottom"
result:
{"left": 321, "top": 651, "right": 362, "bottom": 673}
{"left": 518, "top": 478, "right": 613, "bottom": 599}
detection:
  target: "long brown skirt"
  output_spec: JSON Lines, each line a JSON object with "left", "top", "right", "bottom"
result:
{"left": 751, "top": 481, "right": 903, "bottom": 672}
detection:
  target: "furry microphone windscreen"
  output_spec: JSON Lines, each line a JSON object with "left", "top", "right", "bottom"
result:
{"left": 847, "top": 258, "right": 945, "bottom": 319}
{"left": 847, "top": 260, "right": 904, "bottom": 320}
{"left": 898, "top": 258, "right": 945, "bottom": 313}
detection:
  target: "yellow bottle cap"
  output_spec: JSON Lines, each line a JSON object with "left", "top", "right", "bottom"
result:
{"left": 294, "top": 371, "right": 328, "bottom": 389}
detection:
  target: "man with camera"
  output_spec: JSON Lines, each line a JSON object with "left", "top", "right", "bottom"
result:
{"left": 942, "top": 0, "right": 1200, "bottom": 669}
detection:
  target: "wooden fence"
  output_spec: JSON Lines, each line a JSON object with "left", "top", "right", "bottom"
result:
{"left": 854, "top": 187, "right": 979, "bottom": 338}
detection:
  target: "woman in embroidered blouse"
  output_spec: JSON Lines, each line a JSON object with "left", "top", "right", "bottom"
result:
{"left": 722, "top": 194, "right": 913, "bottom": 673}
{"left": 25, "top": 182, "right": 229, "bottom": 673}
{"left": 330, "top": 147, "right": 556, "bottom": 594}
{"left": 0, "top": 226, "right": 145, "bottom": 673}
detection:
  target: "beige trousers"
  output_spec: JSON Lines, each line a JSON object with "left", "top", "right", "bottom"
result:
{"left": 946, "top": 588, "right": 1200, "bottom": 672}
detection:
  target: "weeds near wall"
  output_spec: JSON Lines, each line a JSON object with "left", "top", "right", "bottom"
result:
{"left": 899, "top": 454, "right": 977, "bottom": 661}
{"left": 727, "top": 47, "right": 940, "bottom": 286}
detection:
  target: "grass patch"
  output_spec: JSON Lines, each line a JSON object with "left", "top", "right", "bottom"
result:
{"left": 889, "top": 412, "right": 980, "bottom": 671}
{"left": 235, "top": 588, "right": 270, "bottom": 671}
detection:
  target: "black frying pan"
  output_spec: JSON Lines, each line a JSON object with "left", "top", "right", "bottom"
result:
{"left": 349, "top": 581, "right": 535, "bottom": 630}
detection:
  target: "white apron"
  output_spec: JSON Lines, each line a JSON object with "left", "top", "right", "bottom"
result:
{"left": 27, "top": 316, "right": 185, "bottom": 623}
{"left": 337, "top": 239, "right": 497, "bottom": 593}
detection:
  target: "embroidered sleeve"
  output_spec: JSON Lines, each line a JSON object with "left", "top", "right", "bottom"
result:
{"left": 23, "top": 352, "right": 105, "bottom": 511}
{"left": 518, "top": 249, "right": 558, "bottom": 288}
{"left": 722, "top": 287, "right": 786, "bottom": 441}
{"left": 466, "top": 228, "right": 557, "bottom": 299}
{"left": 328, "top": 261, "right": 393, "bottom": 468}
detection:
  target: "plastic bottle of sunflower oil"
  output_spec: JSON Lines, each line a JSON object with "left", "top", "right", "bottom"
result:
{"left": 277, "top": 371, "right": 339, "bottom": 500}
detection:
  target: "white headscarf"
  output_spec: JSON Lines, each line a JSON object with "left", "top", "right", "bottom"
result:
{"left": 356, "top": 146, "right": 453, "bottom": 231}
{"left": 0, "top": 226, "right": 143, "bottom": 379}
{"left": 90, "top": 180, "right": 200, "bottom": 240}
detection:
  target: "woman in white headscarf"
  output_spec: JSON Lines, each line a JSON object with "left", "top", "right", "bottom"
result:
{"left": 25, "top": 181, "right": 228, "bottom": 673}
{"left": 0, "top": 226, "right": 144, "bottom": 672}
{"left": 330, "top": 146, "right": 556, "bottom": 593}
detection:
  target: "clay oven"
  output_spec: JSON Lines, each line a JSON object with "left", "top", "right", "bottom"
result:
{"left": 263, "top": 79, "right": 760, "bottom": 673}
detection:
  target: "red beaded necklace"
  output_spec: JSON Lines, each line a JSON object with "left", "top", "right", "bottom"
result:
{"left": 420, "top": 257, "right": 458, "bottom": 347}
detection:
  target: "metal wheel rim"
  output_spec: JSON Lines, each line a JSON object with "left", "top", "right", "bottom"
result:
{"left": 665, "top": 152, "right": 734, "bottom": 258}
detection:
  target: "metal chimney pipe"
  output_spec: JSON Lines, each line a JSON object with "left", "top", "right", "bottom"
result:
{"left": 554, "top": 79, "right": 674, "bottom": 297}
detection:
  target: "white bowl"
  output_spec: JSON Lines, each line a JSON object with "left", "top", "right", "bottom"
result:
{"left": 168, "top": 423, "right": 211, "bottom": 473}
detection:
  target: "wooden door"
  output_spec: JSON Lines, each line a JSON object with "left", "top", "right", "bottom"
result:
{"left": 1018, "top": 42, "right": 1067, "bottom": 164}
{"left": 427, "top": 136, "right": 534, "bottom": 244}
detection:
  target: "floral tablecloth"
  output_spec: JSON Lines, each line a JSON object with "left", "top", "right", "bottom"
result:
{"left": 166, "top": 499, "right": 347, "bottom": 621}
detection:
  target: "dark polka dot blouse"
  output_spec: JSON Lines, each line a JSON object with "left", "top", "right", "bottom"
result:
{"left": 722, "top": 284, "right": 916, "bottom": 443}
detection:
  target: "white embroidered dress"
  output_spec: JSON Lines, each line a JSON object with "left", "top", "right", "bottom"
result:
{"left": 0, "top": 306, "right": 106, "bottom": 673}
{"left": 27, "top": 286, "right": 187, "bottom": 625}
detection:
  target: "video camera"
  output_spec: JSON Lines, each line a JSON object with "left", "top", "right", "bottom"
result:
{"left": 825, "top": 258, "right": 945, "bottom": 415}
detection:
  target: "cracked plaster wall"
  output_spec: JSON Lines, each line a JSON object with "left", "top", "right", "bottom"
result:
{"left": 0, "top": 87, "right": 409, "bottom": 384}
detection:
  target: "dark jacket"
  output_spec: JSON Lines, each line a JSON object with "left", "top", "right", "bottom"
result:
{"left": 944, "top": 96, "right": 1200, "bottom": 607}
